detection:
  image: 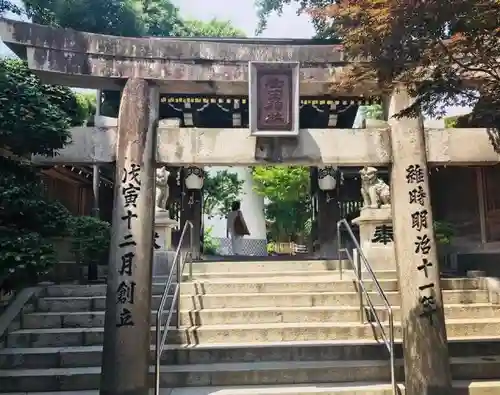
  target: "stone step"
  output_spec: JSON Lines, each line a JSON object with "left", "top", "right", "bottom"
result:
{"left": 184, "top": 270, "right": 346, "bottom": 280}
{"left": 5, "top": 318, "right": 500, "bottom": 348}
{"left": 187, "top": 260, "right": 343, "bottom": 274}
{"left": 2, "top": 337, "right": 500, "bottom": 369}
{"left": 39, "top": 278, "right": 479, "bottom": 299}
{"left": 42, "top": 283, "right": 172, "bottom": 298}
{"left": 181, "top": 278, "right": 479, "bottom": 295}
{"left": 1, "top": 381, "right": 500, "bottom": 395}
{"left": 165, "top": 381, "right": 500, "bottom": 395}
{"left": 170, "top": 380, "right": 500, "bottom": 395}
{"left": 34, "top": 289, "right": 490, "bottom": 312}
{"left": 178, "top": 290, "right": 489, "bottom": 309}
{"left": 177, "top": 303, "right": 497, "bottom": 325}
{"left": 0, "top": 357, "right": 499, "bottom": 392}
{"left": 20, "top": 303, "right": 500, "bottom": 329}
{"left": 185, "top": 270, "right": 399, "bottom": 280}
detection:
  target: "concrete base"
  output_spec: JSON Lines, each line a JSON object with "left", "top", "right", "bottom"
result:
{"left": 352, "top": 207, "right": 396, "bottom": 271}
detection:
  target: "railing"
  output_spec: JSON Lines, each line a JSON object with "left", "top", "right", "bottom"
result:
{"left": 336, "top": 218, "right": 397, "bottom": 395}
{"left": 154, "top": 220, "right": 194, "bottom": 395}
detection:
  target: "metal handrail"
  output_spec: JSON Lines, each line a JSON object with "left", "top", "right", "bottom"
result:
{"left": 154, "top": 220, "right": 194, "bottom": 395}
{"left": 337, "top": 218, "right": 396, "bottom": 395}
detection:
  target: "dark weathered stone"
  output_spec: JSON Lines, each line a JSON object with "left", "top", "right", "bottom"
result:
{"left": 0, "top": 18, "right": 362, "bottom": 95}
{"left": 100, "top": 78, "right": 158, "bottom": 395}
{"left": 4, "top": 19, "right": 344, "bottom": 63}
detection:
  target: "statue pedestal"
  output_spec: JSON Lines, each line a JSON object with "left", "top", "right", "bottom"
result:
{"left": 153, "top": 212, "right": 178, "bottom": 276}
{"left": 351, "top": 206, "right": 396, "bottom": 271}
{"left": 155, "top": 212, "right": 178, "bottom": 250}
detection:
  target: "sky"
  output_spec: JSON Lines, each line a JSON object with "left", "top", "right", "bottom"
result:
{"left": 1, "top": 0, "right": 470, "bottom": 119}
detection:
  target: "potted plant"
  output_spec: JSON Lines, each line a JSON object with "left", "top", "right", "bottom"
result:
{"left": 67, "top": 216, "right": 110, "bottom": 282}
{"left": 363, "top": 104, "right": 387, "bottom": 128}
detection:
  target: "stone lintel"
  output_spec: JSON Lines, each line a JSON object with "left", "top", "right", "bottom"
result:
{"left": 0, "top": 18, "right": 359, "bottom": 96}
{"left": 31, "top": 127, "right": 500, "bottom": 166}
{"left": 0, "top": 18, "right": 344, "bottom": 63}
{"left": 0, "top": 18, "right": 488, "bottom": 96}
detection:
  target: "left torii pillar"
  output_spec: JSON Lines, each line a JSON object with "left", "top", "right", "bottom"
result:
{"left": 100, "top": 79, "right": 159, "bottom": 395}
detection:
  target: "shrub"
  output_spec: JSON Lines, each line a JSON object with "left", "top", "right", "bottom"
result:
{"left": 203, "top": 226, "right": 219, "bottom": 255}
{"left": 67, "top": 216, "right": 111, "bottom": 281}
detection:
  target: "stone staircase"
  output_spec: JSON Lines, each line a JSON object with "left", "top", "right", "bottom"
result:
{"left": 1, "top": 260, "right": 500, "bottom": 394}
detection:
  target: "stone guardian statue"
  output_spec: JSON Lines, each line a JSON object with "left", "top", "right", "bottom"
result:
{"left": 359, "top": 166, "right": 391, "bottom": 209}
{"left": 155, "top": 166, "right": 170, "bottom": 213}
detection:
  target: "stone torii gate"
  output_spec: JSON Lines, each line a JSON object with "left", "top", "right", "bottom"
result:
{"left": 3, "top": 17, "right": 497, "bottom": 395}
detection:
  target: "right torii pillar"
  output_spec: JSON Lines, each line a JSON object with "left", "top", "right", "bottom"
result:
{"left": 387, "top": 85, "right": 452, "bottom": 395}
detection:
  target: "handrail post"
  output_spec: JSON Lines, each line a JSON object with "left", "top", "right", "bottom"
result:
{"left": 354, "top": 248, "right": 364, "bottom": 324}
{"left": 389, "top": 309, "right": 396, "bottom": 395}
{"left": 176, "top": 251, "right": 181, "bottom": 330}
{"left": 189, "top": 222, "right": 194, "bottom": 280}
{"left": 154, "top": 312, "right": 161, "bottom": 395}
{"left": 336, "top": 221, "right": 342, "bottom": 280}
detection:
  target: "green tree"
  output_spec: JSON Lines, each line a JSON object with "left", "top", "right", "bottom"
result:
{"left": 0, "top": 58, "right": 78, "bottom": 291}
{"left": 0, "top": 59, "right": 72, "bottom": 156}
{"left": 251, "top": 166, "right": 311, "bottom": 242}
{"left": 312, "top": 0, "right": 499, "bottom": 122}
{"left": 254, "top": 0, "right": 335, "bottom": 36}
{"left": 203, "top": 170, "right": 244, "bottom": 218}
{"left": 20, "top": 0, "right": 245, "bottom": 38}
{"left": 255, "top": 0, "right": 500, "bottom": 127}
{"left": 22, "top": 0, "right": 146, "bottom": 36}
{"left": 179, "top": 19, "right": 245, "bottom": 37}
{"left": 18, "top": 0, "right": 245, "bottom": 118}
{"left": 75, "top": 92, "right": 97, "bottom": 125}
{"left": 0, "top": 0, "right": 22, "bottom": 15}
{"left": 141, "top": 0, "right": 185, "bottom": 37}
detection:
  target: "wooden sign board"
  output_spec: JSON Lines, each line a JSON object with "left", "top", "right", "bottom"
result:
{"left": 249, "top": 61, "right": 300, "bottom": 136}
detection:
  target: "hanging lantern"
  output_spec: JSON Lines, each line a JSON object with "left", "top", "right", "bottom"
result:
{"left": 317, "top": 166, "right": 338, "bottom": 191}
{"left": 184, "top": 166, "right": 204, "bottom": 189}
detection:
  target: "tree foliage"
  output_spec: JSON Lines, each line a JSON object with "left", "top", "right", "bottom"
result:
{"left": 252, "top": 166, "right": 311, "bottom": 242}
{"left": 316, "top": 0, "right": 500, "bottom": 122}
{"left": 0, "top": 58, "right": 83, "bottom": 291}
{"left": 21, "top": 0, "right": 146, "bottom": 36}
{"left": 67, "top": 216, "right": 110, "bottom": 267}
{"left": 0, "top": 0, "right": 22, "bottom": 15}
{"left": 0, "top": 59, "right": 72, "bottom": 156}
{"left": 254, "top": 0, "right": 335, "bottom": 37}
{"left": 203, "top": 170, "right": 244, "bottom": 218}
{"left": 361, "top": 104, "right": 384, "bottom": 121}
{"left": 0, "top": 158, "right": 70, "bottom": 292}
{"left": 19, "top": 0, "right": 245, "bottom": 38}
{"left": 75, "top": 92, "right": 97, "bottom": 125}
{"left": 256, "top": 0, "right": 500, "bottom": 125}
{"left": 180, "top": 19, "right": 245, "bottom": 38}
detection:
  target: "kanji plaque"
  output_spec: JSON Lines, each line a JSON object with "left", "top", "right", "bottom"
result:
{"left": 249, "top": 61, "right": 300, "bottom": 136}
